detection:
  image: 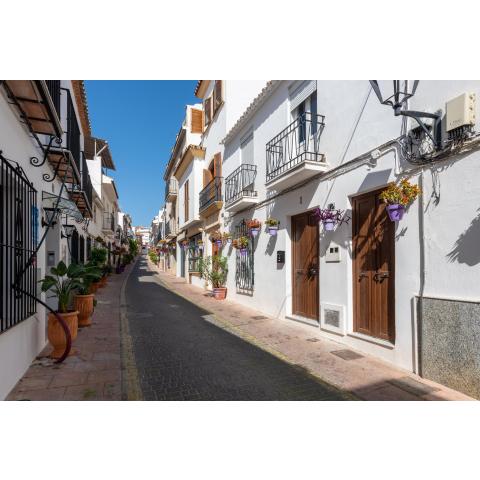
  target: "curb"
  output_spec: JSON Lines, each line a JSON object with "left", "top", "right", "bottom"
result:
{"left": 120, "top": 256, "right": 143, "bottom": 401}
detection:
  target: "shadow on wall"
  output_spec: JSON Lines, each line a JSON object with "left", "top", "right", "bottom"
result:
{"left": 447, "top": 209, "right": 480, "bottom": 266}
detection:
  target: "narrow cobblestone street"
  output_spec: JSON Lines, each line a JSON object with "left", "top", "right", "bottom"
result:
{"left": 126, "top": 257, "right": 349, "bottom": 400}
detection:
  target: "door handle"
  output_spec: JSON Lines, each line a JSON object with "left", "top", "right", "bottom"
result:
{"left": 374, "top": 271, "right": 389, "bottom": 281}
{"left": 308, "top": 267, "right": 318, "bottom": 276}
{"left": 359, "top": 271, "right": 368, "bottom": 278}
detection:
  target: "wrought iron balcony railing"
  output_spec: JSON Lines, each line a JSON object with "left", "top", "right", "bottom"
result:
{"left": 45, "top": 80, "right": 61, "bottom": 119}
{"left": 103, "top": 212, "right": 115, "bottom": 231}
{"left": 165, "top": 177, "right": 178, "bottom": 200}
{"left": 199, "top": 176, "right": 223, "bottom": 212}
{"left": 266, "top": 112, "right": 325, "bottom": 183}
{"left": 165, "top": 218, "right": 178, "bottom": 237}
{"left": 225, "top": 164, "right": 257, "bottom": 205}
{"left": 66, "top": 89, "right": 81, "bottom": 174}
{"left": 81, "top": 153, "right": 93, "bottom": 210}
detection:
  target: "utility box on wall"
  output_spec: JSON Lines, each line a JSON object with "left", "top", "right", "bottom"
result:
{"left": 277, "top": 250, "right": 285, "bottom": 264}
{"left": 446, "top": 93, "right": 476, "bottom": 132}
{"left": 325, "top": 243, "right": 341, "bottom": 262}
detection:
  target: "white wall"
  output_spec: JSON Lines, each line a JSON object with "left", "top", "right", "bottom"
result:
{"left": 221, "top": 80, "right": 480, "bottom": 372}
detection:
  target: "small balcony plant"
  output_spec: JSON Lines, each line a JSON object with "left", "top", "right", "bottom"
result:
{"left": 211, "top": 230, "right": 223, "bottom": 246}
{"left": 380, "top": 179, "right": 421, "bottom": 222}
{"left": 247, "top": 219, "right": 262, "bottom": 237}
{"left": 265, "top": 218, "right": 280, "bottom": 236}
{"left": 314, "top": 206, "right": 345, "bottom": 231}
{"left": 198, "top": 255, "right": 229, "bottom": 300}
{"left": 39, "top": 261, "right": 83, "bottom": 358}
{"left": 222, "top": 232, "right": 232, "bottom": 243}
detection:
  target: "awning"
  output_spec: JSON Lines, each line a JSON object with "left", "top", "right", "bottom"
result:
{"left": 42, "top": 191, "right": 84, "bottom": 222}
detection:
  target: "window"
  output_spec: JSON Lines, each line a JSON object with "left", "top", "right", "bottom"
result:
{"left": 184, "top": 179, "right": 189, "bottom": 222}
{"left": 213, "top": 80, "right": 223, "bottom": 114}
{"left": 1, "top": 154, "right": 37, "bottom": 333}
{"left": 204, "top": 97, "right": 212, "bottom": 128}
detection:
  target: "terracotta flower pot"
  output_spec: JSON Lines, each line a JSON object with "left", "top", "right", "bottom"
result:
{"left": 47, "top": 310, "right": 79, "bottom": 359}
{"left": 213, "top": 287, "right": 227, "bottom": 300}
{"left": 74, "top": 294, "right": 94, "bottom": 327}
{"left": 89, "top": 282, "right": 99, "bottom": 294}
{"left": 99, "top": 275, "right": 107, "bottom": 288}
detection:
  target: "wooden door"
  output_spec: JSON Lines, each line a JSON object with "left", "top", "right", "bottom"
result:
{"left": 352, "top": 189, "right": 395, "bottom": 342}
{"left": 292, "top": 211, "right": 319, "bottom": 320}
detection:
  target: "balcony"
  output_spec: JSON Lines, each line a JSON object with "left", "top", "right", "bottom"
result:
{"left": 266, "top": 112, "right": 327, "bottom": 190}
{"left": 225, "top": 164, "right": 258, "bottom": 213}
{"left": 103, "top": 212, "right": 115, "bottom": 232}
{"left": 68, "top": 152, "right": 93, "bottom": 219}
{"left": 165, "top": 177, "right": 178, "bottom": 201}
{"left": 199, "top": 177, "right": 223, "bottom": 218}
{"left": 165, "top": 218, "right": 178, "bottom": 239}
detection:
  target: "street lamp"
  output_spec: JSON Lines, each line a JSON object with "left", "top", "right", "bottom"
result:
{"left": 42, "top": 208, "right": 59, "bottom": 227}
{"left": 369, "top": 80, "right": 441, "bottom": 149}
{"left": 61, "top": 224, "right": 76, "bottom": 239}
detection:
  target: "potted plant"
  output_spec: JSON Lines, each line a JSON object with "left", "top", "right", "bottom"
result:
{"left": 39, "top": 261, "right": 83, "bottom": 358}
{"left": 380, "top": 179, "right": 421, "bottom": 222}
{"left": 180, "top": 240, "right": 189, "bottom": 250}
{"left": 199, "top": 255, "right": 228, "bottom": 300}
{"left": 73, "top": 263, "right": 102, "bottom": 327}
{"left": 247, "top": 219, "right": 261, "bottom": 236}
{"left": 237, "top": 236, "right": 249, "bottom": 255}
{"left": 211, "top": 230, "right": 223, "bottom": 246}
{"left": 222, "top": 232, "right": 232, "bottom": 244}
{"left": 99, "top": 264, "right": 112, "bottom": 287}
{"left": 265, "top": 218, "right": 280, "bottom": 236}
{"left": 314, "top": 206, "right": 345, "bottom": 231}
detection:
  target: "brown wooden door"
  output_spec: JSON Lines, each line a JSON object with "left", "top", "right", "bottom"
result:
{"left": 352, "top": 189, "right": 395, "bottom": 342}
{"left": 292, "top": 211, "right": 319, "bottom": 320}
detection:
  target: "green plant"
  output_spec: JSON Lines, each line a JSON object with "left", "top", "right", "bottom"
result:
{"left": 379, "top": 179, "right": 421, "bottom": 206}
{"left": 265, "top": 217, "right": 279, "bottom": 227}
{"left": 75, "top": 262, "right": 102, "bottom": 295}
{"left": 211, "top": 230, "right": 223, "bottom": 242}
{"left": 102, "top": 264, "right": 113, "bottom": 276}
{"left": 91, "top": 247, "right": 108, "bottom": 267}
{"left": 237, "top": 236, "right": 249, "bottom": 248}
{"left": 199, "top": 255, "right": 228, "bottom": 288}
{"left": 129, "top": 238, "right": 139, "bottom": 256}
{"left": 148, "top": 250, "right": 159, "bottom": 263}
{"left": 39, "top": 261, "right": 83, "bottom": 313}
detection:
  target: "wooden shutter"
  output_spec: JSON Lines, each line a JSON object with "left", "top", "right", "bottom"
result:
{"left": 191, "top": 108, "right": 203, "bottom": 134}
{"left": 184, "top": 180, "right": 189, "bottom": 222}
{"left": 213, "top": 80, "right": 223, "bottom": 113}
{"left": 213, "top": 152, "right": 222, "bottom": 178}
{"left": 203, "top": 168, "right": 213, "bottom": 187}
{"left": 204, "top": 97, "right": 212, "bottom": 128}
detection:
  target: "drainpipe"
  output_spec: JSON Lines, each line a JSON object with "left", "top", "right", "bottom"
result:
{"left": 416, "top": 168, "right": 426, "bottom": 375}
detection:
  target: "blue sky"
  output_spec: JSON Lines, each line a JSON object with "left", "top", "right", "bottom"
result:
{"left": 85, "top": 80, "right": 198, "bottom": 226}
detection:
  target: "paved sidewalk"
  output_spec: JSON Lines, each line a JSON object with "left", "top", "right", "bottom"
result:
{"left": 6, "top": 262, "right": 134, "bottom": 401}
{"left": 149, "top": 261, "right": 474, "bottom": 401}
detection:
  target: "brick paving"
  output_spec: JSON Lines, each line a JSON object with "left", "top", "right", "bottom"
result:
{"left": 6, "top": 263, "right": 131, "bottom": 401}
{"left": 126, "top": 257, "right": 349, "bottom": 400}
{"left": 148, "top": 260, "right": 474, "bottom": 401}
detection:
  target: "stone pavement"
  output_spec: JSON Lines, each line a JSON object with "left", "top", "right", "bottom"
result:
{"left": 148, "top": 261, "right": 474, "bottom": 401}
{"left": 6, "top": 262, "right": 133, "bottom": 401}
{"left": 125, "top": 257, "right": 349, "bottom": 400}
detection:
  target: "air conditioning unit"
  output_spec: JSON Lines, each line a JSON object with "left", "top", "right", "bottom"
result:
{"left": 320, "top": 303, "right": 346, "bottom": 336}
{"left": 446, "top": 93, "right": 476, "bottom": 132}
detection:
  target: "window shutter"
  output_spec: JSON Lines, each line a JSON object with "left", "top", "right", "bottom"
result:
{"left": 213, "top": 152, "right": 222, "bottom": 178}
{"left": 204, "top": 97, "right": 212, "bottom": 128}
{"left": 184, "top": 180, "right": 189, "bottom": 221}
{"left": 213, "top": 80, "right": 222, "bottom": 112}
{"left": 203, "top": 168, "right": 213, "bottom": 187}
{"left": 289, "top": 80, "right": 317, "bottom": 111}
{"left": 191, "top": 108, "right": 203, "bottom": 133}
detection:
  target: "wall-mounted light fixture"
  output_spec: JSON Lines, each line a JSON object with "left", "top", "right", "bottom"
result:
{"left": 42, "top": 208, "right": 59, "bottom": 227}
{"left": 61, "top": 224, "right": 76, "bottom": 239}
{"left": 369, "top": 80, "right": 442, "bottom": 149}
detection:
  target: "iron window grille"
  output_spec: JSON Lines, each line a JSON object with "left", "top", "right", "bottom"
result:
{"left": 103, "top": 212, "right": 115, "bottom": 231}
{"left": 188, "top": 234, "right": 202, "bottom": 272}
{"left": 225, "top": 164, "right": 257, "bottom": 205}
{"left": 266, "top": 112, "right": 325, "bottom": 183}
{"left": 234, "top": 219, "right": 254, "bottom": 291}
{"left": 45, "top": 81, "right": 61, "bottom": 119}
{"left": 66, "top": 89, "right": 81, "bottom": 173}
{"left": 199, "top": 176, "right": 222, "bottom": 212}
{"left": 0, "top": 154, "right": 37, "bottom": 334}
{"left": 165, "top": 177, "right": 178, "bottom": 200}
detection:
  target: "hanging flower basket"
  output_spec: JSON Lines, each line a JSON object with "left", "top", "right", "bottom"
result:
{"left": 240, "top": 248, "right": 248, "bottom": 255}
{"left": 379, "top": 179, "right": 421, "bottom": 222}
{"left": 222, "top": 232, "right": 232, "bottom": 243}
{"left": 246, "top": 219, "right": 262, "bottom": 237}
{"left": 236, "top": 236, "right": 249, "bottom": 255}
{"left": 265, "top": 218, "right": 280, "bottom": 236}
{"left": 210, "top": 230, "right": 223, "bottom": 246}
{"left": 314, "top": 206, "right": 346, "bottom": 231}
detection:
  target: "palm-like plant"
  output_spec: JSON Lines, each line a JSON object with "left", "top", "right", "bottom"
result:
{"left": 198, "top": 255, "right": 228, "bottom": 288}
{"left": 76, "top": 262, "right": 103, "bottom": 295}
{"left": 39, "top": 261, "right": 84, "bottom": 313}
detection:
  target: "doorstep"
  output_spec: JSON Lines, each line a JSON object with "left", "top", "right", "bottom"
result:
{"left": 147, "top": 260, "right": 474, "bottom": 401}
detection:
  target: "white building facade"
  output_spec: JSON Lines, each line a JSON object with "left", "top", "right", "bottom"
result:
{"left": 218, "top": 80, "right": 480, "bottom": 398}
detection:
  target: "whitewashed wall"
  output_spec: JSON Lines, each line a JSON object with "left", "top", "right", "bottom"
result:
{"left": 222, "top": 80, "right": 480, "bottom": 372}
